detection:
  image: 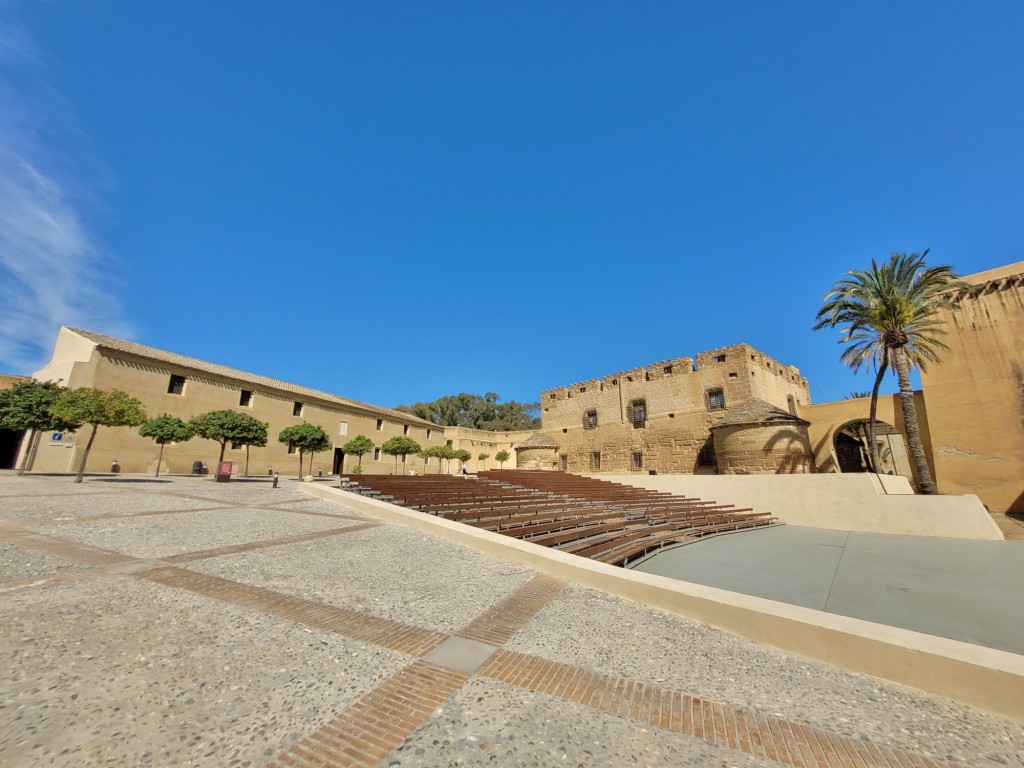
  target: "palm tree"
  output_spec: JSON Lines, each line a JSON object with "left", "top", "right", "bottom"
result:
{"left": 814, "top": 251, "right": 969, "bottom": 493}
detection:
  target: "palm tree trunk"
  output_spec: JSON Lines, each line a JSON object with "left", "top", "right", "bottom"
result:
{"left": 74, "top": 424, "right": 99, "bottom": 483}
{"left": 891, "top": 346, "right": 937, "bottom": 494}
{"left": 867, "top": 355, "right": 888, "bottom": 473}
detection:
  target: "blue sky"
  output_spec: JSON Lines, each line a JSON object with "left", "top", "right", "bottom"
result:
{"left": 1, "top": 2, "right": 1022, "bottom": 409}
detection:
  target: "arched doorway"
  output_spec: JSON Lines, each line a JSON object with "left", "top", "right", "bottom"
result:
{"left": 833, "top": 420, "right": 912, "bottom": 477}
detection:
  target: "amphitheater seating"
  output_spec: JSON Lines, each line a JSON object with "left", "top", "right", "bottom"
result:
{"left": 338, "top": 471, "right": 776, "bottom": 566}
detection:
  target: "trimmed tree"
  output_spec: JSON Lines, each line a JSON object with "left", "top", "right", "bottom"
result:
{"left": 189, "top": 410, "right": 269, "bottom": 471}
{"left": 814, "top": 251, "right": 969, "bottom": 493}
{"left": 477, "top": 452, "right": 490, "bottom": 469}
{"left": 420, "top": 445, "right": 445, "bottom": 474}
{"left": 278, "top": 423, "right": 333, "bottom": 477}
{"left": 0, "top": 380, "right": 77, "bottom": 475}
{"left": 495, "top": 449, "right": 510, "bottom": 468}
{"left": 139, "top": 414, "right": 193, "bottom": 477}
{"left": 454, "top": 449, "right": 471, "bottom": 472}
{"left": 342, "top": 435, "right": 375, "bottom": 472}
{"left": 50, "top": 388, "right": 147, "bottom": 483}
{"left": 381, "top": 436, "right": 422, "bottom": 474}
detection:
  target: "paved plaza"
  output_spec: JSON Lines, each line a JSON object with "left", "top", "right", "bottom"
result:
{"left": 0, "top": 474, "right": 1021, "bottom": 767}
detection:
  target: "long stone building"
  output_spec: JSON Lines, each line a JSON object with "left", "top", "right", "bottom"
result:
{"left": 15, "top": 328, "right": 524, "bottom": 478}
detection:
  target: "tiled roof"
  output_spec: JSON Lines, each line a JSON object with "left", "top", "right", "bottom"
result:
{"left": 67, "top": 328, "right": 435, "bottom": 427}
{"left": 709, "top": 397, "right": 809, "bottom": 429}
{"left": 516, "top": 431, "right": 560, "bottom": 449}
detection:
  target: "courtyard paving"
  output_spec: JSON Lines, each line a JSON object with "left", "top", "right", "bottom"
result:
{"left": 0, "top": 473, "right": 1021, "bottom": 767}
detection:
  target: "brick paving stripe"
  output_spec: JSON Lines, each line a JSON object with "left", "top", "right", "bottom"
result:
{"left": 139, "top": 565, "right": 446, "bottom": 656}
{"left": 268, "top": 660, "right": 469, "bottom": 768}
{"left": 455, "top": 573, "right": 566, "bottom": 645}
{"left": 478, "top": 649, "right": 951, "bottom": 768}
{"left": 165, "top": 522, "right": 381, "bottom": 562}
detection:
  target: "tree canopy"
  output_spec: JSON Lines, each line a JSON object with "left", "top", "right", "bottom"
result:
{"left": 495, "top": 449, "right": 511, "bottom": 468}
{"left": 50, "top": 388, "right": 148, "bottom": 482}
{"left": 395, "top": 392, "right": 540, "bottom": 431}
{"left": 0, "top": 380, "right": 78, "bottom": 474}
{"left": 341, "top": 435, "right": 374, "bottom": 470}
{"left": 381, "top": 436, "right": 422, "bottom": 473}
{"left": 421, "top": 444, "right": 456, "bottom": 473}
{"left": 189, "top": 410, "right": 270, "bottom": 468}
{"left": 278, "top": 423, "right": 333, "bottom": 476}
{"left": 139, "top": 414, "right": 193, "bottom": 477}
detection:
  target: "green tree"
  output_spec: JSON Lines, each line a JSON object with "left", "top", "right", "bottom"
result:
{"left": 477, "top": 452, "right": 490, "bottom": 467}
{"left": 395, "top": 392, "right": 541, "bottom": 430}
{"left": 50, "top": 388, "right": 147, "bottom": 483}
{"left": 495, "top": 449, "right": 510, "bottom": 469}
{"left": 342, "top": 435, "right": 375, "bottom": 472}
{"left": 381, "top": 436, "right": 422, "bottom": 474}
{"left": 844, "top": 391, "right": 872, "bottom": 400}
{"left": 189, "top": 410, "right": 269, "bottom": 471}
{"left": 420, "top": 445, "right": 445, "bottom": 474}
{"left": 814, "top": 251, "right": 969, "bottom": 493}
{"left": 278, "top": 423, "right": 332, "bottom": 477}
{"left": 0, "top": 380, "right": 77, "bottom": 475}
{"left": 139, "top": 414, "right": 193, "bottom": 477}
{"left": 454, "top": 449, "right": 471, "bottom": 472}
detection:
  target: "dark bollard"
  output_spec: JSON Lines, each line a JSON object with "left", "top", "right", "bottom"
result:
{"left": 272, "top": 473, "right": 279, "bottom": 489}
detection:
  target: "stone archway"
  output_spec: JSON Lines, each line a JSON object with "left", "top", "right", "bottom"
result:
{"left": 833, "top": 420, "right": 911, "bottom": 477}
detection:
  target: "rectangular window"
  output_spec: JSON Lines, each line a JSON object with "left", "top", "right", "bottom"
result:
{"left": 376, "top": 419, "right": 384, "bottom": 431}
{"left": 339, "top": 420, "right": 348, "bottom": 435}
{"left": 787, "top": 395, "right": 797, "bottom": 415}
{"left": 373, "top": 448, "right": 381, "bottom": 461}
{"left": 293, "top": 402, "right": 303, "bottom": 417}
{"left": 427, "top": 429, "right": 432, "bottom": 439}
{"left": 583, "top": 410, "right": 598, "bottom": 429}
{"left": 590, "top": 452, "right": 601, "bottom": 471}
{"left": 403, "top": 425, "right": 409, "bottom": 436}
{"left": 287, "top": 443, "right": 297, "bottom": 454}
{"left": 631, "top": 452, "right": 643, "bottom": 470}
{"left": 715, "top": 354, "right": 726, "bottom": 363}
{"left": 231, "top": 441, "right": 242, "bottom": 450}
{"left": 707, "top": 389, "right": 725, "bottom": 411}
{"left": 239, "top": 390, "right": 252, "bottom": 407}
{"left": 663, "top": 365, "right": 672, "bottom": 375}
{"left": 560, "top": 454, "right": 568, "bottom": 471}
{"left": 628, "top": 399, "right": 647, "bottom": 428}
{"left": 167, "top": 375, "right": 186, "bottom": 395}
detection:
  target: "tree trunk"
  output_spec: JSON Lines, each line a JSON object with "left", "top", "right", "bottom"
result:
{"left": 891, "top": 346, "right": 937, "bottom": 494}
{"left": 16, "top": 429, "right": 36, "bottom": 475}
{"left": 245, "top": 445, "right": 250, "bottom": 477}
{"left": 297, "top": 450, "right": 304, "bottom": 477}
{"left": 156, "top": 441, "right": 165, "bottom": 477}
{"left": 218, "top": 441, "right": 227, "bottom": 468}
{"left": 74, "top": 424, "right": 99, "bottom": 483}
{"left": 867, "top": 355, "right": 888, "bottom": 473}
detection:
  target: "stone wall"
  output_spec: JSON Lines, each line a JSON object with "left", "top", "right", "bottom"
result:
{"left": 921, "top": 262, "right": 1024, "bottom": 513}
{"left": 540, "top": 344, "right": 810, "bottom": 474}
{"left": 713, "top": 423, "right": 814, "bottom": 474}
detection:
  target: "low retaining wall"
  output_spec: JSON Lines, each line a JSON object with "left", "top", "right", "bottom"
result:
{"left": 300, "top": 482, "right": 1023, "bottom": 722}
{"left": 603, "top": 473, "right": 1003, "bottom": 540}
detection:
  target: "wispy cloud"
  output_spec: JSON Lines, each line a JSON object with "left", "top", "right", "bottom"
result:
{"left": 0, "top": 24, "right": 131, "bottom": 374}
